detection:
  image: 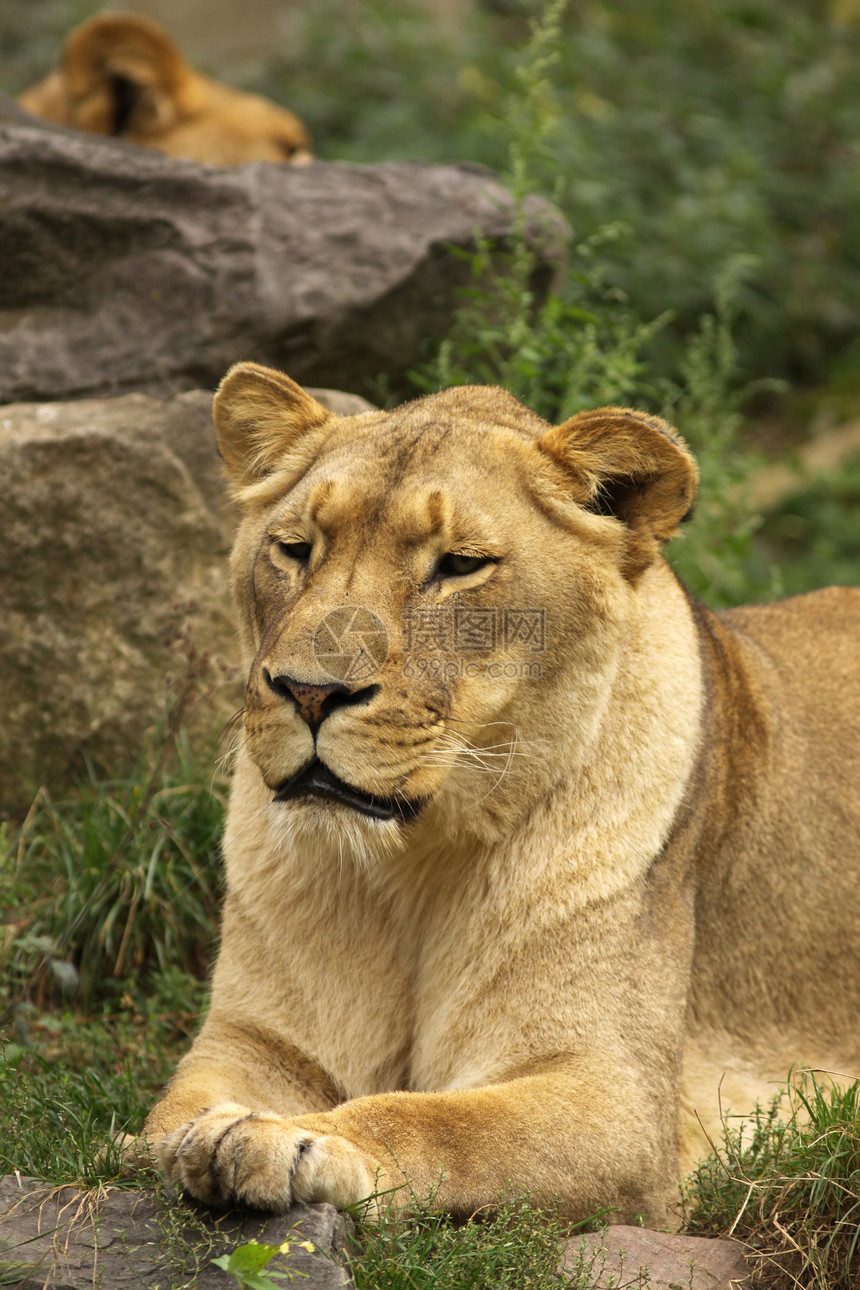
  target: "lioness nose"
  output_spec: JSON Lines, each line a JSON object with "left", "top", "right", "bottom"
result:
{"left": 263, "top": 671, "right": 376, "bottom": 732}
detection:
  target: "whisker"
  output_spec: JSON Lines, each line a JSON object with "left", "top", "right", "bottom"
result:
{"left": 470, "top": 726, "right": 519, "bottom": 805}
{"left": 434, "top": 742, "right": 527, "bottom": 761}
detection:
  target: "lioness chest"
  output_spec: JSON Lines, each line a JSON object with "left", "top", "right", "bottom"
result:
{"left": 225, "top": 828, "right": 570, "bottom": 1098}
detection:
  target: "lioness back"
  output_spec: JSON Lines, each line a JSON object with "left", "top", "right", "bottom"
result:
{"left": 679, "top": 585, "right": 860, "bottom": 1170}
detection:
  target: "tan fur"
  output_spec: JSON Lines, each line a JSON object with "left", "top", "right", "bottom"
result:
{"left": 145, "top": 364, "right": 860, "bottom": 1226}
{"left": 17, "top": 13, "right": 311, "bottom": 166}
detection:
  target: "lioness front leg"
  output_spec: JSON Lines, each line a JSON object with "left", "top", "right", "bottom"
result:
{"left": 151, "top": 1060, "right": 676, "bottom": 1223}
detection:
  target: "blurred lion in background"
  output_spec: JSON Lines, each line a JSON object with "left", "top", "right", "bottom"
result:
{"left": 17, "top": 11, "right": 312, "bottom": 166}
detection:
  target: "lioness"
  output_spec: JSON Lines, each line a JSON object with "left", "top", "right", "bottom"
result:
{"left": 17, "top": 13, "right": 311, "bottom": 166}
{"left": 145, "top": 364, "right": 860, "bottom": 1226}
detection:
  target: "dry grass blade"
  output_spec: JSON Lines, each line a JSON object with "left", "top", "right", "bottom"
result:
{"left": 684, "top": 1070, "right": 860, "bottom": 1290}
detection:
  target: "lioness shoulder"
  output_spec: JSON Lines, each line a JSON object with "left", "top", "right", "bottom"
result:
{"left": 144, "top": 366, "right": 860, "bottom": 1225}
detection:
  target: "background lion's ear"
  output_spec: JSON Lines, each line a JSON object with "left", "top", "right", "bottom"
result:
{"left": 213, "top": 362, "right": 333, "bottom": 493}
{"left": 538, "top": 407, "right": 699, "bottom": 575}
{"left": 60, "top": 13, "right": 195, "bottom": 139}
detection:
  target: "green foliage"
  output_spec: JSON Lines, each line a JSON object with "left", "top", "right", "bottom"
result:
{"left": 409, "top": 1, "right": 768, "bottom": 611}
{"left": 417, "top": 222, "right": 668, "bottom": 421}
{"left": 212, "top": 1237, "right": 318, "bottom": 1289}
{"left": 684, "top": 1070, "right": 860, "bottom": 1289}
{"left": 257, "top": 0, "right": 502, "bottom": 168}
{"left": 412, "top": 3, "right": 669, "bottom": 424}
{"left": 263, "top": 0, "right": 860, "bottom": 390}
{"left": 663, "top": 260, "right": 776, "bottom": 608}
{"left": 1, "top": 730, "right": 225, "bottom": 1002}
{"left": 753, "top": 453, "right": 860, "bottom": 598}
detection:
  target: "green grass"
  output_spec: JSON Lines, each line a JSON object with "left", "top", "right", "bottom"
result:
{"left": 347, "top": 1192, "right": 599, "bottom": 1290}
{"left": 1, "top": 730, "right": 225, "bottom": 1004}
{"left": 0, "top": 966, "right": 204, "bottom": 1185}
{"left": 0, "top": 719, "right": 222, "bottom": 1188}
{"left": 685, "top": 1070, "right": 860, "bottom": 1289}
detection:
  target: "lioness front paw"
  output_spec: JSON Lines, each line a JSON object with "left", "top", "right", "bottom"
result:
{"left": 155, "top": 1102, "right": 379, "bottom": 1212}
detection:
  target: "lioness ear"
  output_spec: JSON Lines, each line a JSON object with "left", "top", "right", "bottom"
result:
{"left": 538, "top": 407, "right": 699, "bottom": 575}
{"left": 61, "top": 14, "right": 195, "bottom": 138}
{"left": 213, "top": 362, "right": 333, "bottom": 493}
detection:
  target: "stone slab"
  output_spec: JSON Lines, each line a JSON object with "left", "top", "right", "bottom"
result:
{"left": 563, "top": 1225, "right": 750, "bottom": 1289}
{"left": 0, "top": 1174, "right": 353, "bottom": 1289}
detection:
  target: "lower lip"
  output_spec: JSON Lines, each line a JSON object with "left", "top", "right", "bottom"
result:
{"left": 273, "top": 762, "right": 420, "bottom": 824}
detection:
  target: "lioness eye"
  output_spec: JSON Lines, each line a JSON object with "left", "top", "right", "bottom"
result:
{"left": 437, "top": 553, "right": 489, "bottom": 578}
{"left": 277, "top": 540, "right": 312, "bottom": 563}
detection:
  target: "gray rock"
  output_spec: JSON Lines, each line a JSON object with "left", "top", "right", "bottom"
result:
{"left": 0, "top": 94, "right": 567, "bottom": 404}
{"left": 0, "top": 386, "right": 372, "bottom": 811}
{"left": 0, "top": 1174, "right": 353, "bottom": 1288}
{"left": 0, "top": 389, "right": 236, "bottom": 811}
{"left": 563, "top": 1225, "right": 750, "bottom": 1289}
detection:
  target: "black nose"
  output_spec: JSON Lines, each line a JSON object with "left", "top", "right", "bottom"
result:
{"left": 263, "top": 671, "right": 378, "bottom": 732}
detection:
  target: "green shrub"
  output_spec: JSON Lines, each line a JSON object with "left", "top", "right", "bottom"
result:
{"left": 265, "top": 0, "right": 860, "bottom": 390}
{"left": 753, "top": 453, "right": 860, "bottom": 598}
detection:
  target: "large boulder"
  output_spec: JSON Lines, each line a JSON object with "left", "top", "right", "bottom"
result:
{"left": 0, "top": 387, "right": 369, "bottom": 813}
{"left": 0, "top": 95, "right": 567, "bottom": 403}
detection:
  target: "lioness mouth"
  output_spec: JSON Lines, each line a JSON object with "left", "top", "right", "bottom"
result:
{"left": 273, "top": 758, "right": 422, "bottom": 823}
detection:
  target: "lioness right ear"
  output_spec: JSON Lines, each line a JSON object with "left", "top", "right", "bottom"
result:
{"left": 213, "top": 362, "right": 333, "bottom": 493}
{"left": 538, "top": 406, "right": 699, "bottom": 577}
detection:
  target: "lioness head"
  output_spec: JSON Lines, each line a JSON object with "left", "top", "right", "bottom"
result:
{"left": 215, "top": 363, "right": 698, "bottom": 855}
{"left": 17, "top": 13, "right": 311, "bottom": 166}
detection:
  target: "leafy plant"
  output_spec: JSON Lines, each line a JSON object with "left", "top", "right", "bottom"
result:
{"left": 663, "top": 258, "right": 775, "bottom": 607}
{"left": 260, "top": 0, "right": 860, "bottom": 391}
{"left": 412, "top": 0, "right": 669, "bottom": 426}
{"left": 212, "top": 1237, "right": 317, "bottom": 1289}
{"left": 752, "top": 452, "right": 860, "bottom": 598}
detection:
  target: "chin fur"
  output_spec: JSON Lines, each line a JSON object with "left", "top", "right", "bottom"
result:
{"left": 267, "top": 795, "right": 410, "bottom": 870}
